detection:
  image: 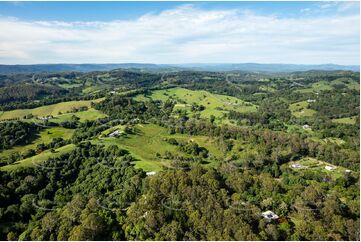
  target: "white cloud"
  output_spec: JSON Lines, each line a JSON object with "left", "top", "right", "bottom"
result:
{"left": 0, "top": 5, "right": 359, "bottom": 65}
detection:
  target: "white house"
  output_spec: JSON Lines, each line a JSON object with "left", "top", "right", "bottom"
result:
{"left": 146, "top": 171, "right": 157, "bottom": 176}
{"left": 261, "top": 211, "right": 279, "bottom": 221}
{"left": 39, "top": 115, "right": 53, "bottom": 121}
{"left": 109, "top": 130, "right": 122, "bottom": 137}
{"left": 290, "top": 164, "right": 303, "bottom": 168}
{"left": 345, "top": 169, "right": 351, "bottom": 173}
{"left": 307, "top": 99, "right": 316, "bottom": 103}
{"left": 302, "top": 124, "right": 311, "bottom": 129}
{"left": 325, "top": 166, "right": 336, "bottom": 171}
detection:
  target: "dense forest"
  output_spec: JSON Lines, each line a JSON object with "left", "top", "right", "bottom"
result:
{"left": 0, "top": 122, "right": 39, "bottom": 150}
{"left": 0, "top": 68, "right": 359, "bottom": 241}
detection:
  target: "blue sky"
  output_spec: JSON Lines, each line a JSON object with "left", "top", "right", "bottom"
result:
{"left": 0, "top": 1, "right": 359, "bottom": 64}
{"left": 0, "top": 2, "right": 358, "bottom": 21}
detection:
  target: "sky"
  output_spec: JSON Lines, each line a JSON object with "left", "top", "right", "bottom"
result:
{"left": 0, "top": 1, "right": 359, "bottom": 65}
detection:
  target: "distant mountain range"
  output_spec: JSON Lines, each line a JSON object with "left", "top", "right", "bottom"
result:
{"left": 0, "top": 63, "right": 359, "bottom": 74}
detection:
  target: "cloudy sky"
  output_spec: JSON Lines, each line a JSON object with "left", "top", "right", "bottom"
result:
{"left": 0, "top": 1, "right": 359, "bottom": 65}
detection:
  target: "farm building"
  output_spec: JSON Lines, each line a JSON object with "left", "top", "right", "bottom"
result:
{"left": 146, "top": 171, "right": 157, "bottom": 176}
{"left": 325, "top": 166, "right": 336, "bottom": 171}
{"left": 302, "top": 124, "right": 311, "bottom": 129}
{"left": 39, "top": 115, "right": 53, "bottom": 121}
{"left": 109, "top": 130, "right": 123, "bottom": 137}
{"left": 261, "top": 211, "right": 279, "bottom": 221}
{"left": 290, "top": 164, "right": 303, "bottom": 168}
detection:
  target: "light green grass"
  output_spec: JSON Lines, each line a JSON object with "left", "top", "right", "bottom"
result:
{"left": 92, "top": 123, "right": 223, "bottom": 172}
{"left": 100, "top": 124, "right": 126, "bottom": 136}
{"left": 331, "top": 78, "right": 360, "bottom": 91}
{"left": 259, "top": 85, "right": 276, "bottom": 93}
{"left": 323, "top": 137, "right": 346, "bottom": 145}
{"left": 58, "top": 83, "right": 83, "bottom": 89}
{"left": 51, "top": 108, "right": 108, "bottom": 123}
{"left": 307, "top": 136, "right": 346, "bottom": 146}
{"left": 0, "top": 98, "right": 104, "bottom": 120}
{"left": 289, "top": 101, "right": 316, "bottom": 117}
{"left": 82, "top": 86, "right": 105, "bottom": 94}
{"left": 296, "top": 81, "right": 333, "bottom": 93}
{"left": 295, "top": 79, "right": 359, "bottom": 93}
{"left": 287, "top": 157, "right": 352, "bottom": 180}
{"left": 286, "top": 124, "right": 314, "bottom": 134}
{"left": 332, "top": 116, "right": 357, "bottom": 125}
{"left": 135, "top": 88, "right": 257, "bottom": 121}
{"left": 1, "top": 144, "right": 76, "bottom": 171}
{"left": 0, "top": 127, "right": 74, "bottom": 162}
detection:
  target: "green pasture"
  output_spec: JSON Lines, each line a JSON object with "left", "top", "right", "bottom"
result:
{"left": 1, "top": 144, "right": 76, "bottom": 171}
{"left": 135, "top": 87, "right": 257, "bottom": 121}
{"left": 0, "top": 98, "right": 104, "bottom": 120}
{"left": 0, "top": 127, "right": 74, "bottom": 164}
{"left": 286, "top": 157, "right": 352, "bottom": 180}
{"left": 296, "top": 81, "right": 333, "bottom": 93}
{"left": 51, "top": 108, "right": 108, "bottom": 123}
{"left": 289, "top": 101, "right": 316, "bottom": 117}
{"left": 92, "top": 123, "right": 223, "bottom": 172}
{"left": 332, "top": 116, "right": 357, "bottom": 125}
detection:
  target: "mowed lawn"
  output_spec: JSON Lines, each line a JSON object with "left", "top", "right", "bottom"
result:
{"left": 0, "top": 127, "right": 75, "bottom": 163}
{"left": 289, "top": 101, "right": 316, "bottom": 117}
{"left": 0, "top": 98, "right": 104, "bottom": 120}
{"left": 332, "top": 116, "right": 358, "bottom": 125}
{"left": 295, "top": 79, "right": 359, "bottom": 93}
{"left": 135, "top": 88, "right": 257, "bottom": 121}
{"left": 286, "top": 157, "right": 352, "bottom": 180}
{"left": 331, "top": 78, "right": 360, "bottom": 91}
{"left": 1, "top": 144, "right": 76, "bottom": 171}
{"left": 51, "top": 108, "right": 108, "bottom": 123}
{"left": 295, "top": 81, "right": 333, "bottom": 93}
{"left": 92, "top": 123, "right": 223, "bottom": 172}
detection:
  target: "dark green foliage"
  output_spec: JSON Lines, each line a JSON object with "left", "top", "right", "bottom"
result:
{"left": 0, "top": 69, "right": 359, "bottom": 241}
{"left": 0, "top": 121, "right": 39, "bottom": 150}
{"left": 0, "top": 84, "right": 67, "bottom": 105}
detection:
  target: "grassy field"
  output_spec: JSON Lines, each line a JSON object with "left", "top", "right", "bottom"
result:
{"left": 82, "top": 86, "right": 104, "bottom": 94}
{"left": 332, "top": 116, "right": 357, "bottom": 125}
{"left": 0, "top": 127, "right": 74, "bottom": 162}
{"left": 0, "top": 98, "right": 104, "bottom": 120}
{"left": 51, "top": 108, "right": 108, "bottom": 123}
{"left": 286, "top": 157, "right": 352, "bottom": 180}
{"left": 92, "top": 123, "right": 223, "bottom": 171}
{"left": 259, "top": 85, "right": 277, "bottom": 93}
{"left": 286, "top": 124, "right": 314, "bottom": 135}
{"left": 289, "top": 101, "right": 316, "bottom": 118}
{"left": 1, "top": 144, "right": 76, "bottom": 171}
{"left": 58, "top": 83, "right": 83, "bottom": 89}
{"left": 331, "top": 78, "right": 360, "bottom": 91}
{"left": 135, "top": 87, "right": 257, "bottom": 121}
{"left": 296, "top": 79, "right": 359, "bottom": 93}
{"left": 296, "top": 81, "right": 333, "bottom": 93}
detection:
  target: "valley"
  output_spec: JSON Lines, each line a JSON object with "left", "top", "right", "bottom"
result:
{"left": 0, "top": 68, "right": 359, "bottom": 241}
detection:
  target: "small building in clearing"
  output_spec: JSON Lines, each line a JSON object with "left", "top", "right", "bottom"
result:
{"left": 39, "top": 115, "right": 53, "bottom": 121}
{"left": 109, "top": 130, "right": 123, "bottom": 137}
{"left": 302, "top": 124, "right": 311, "bottom": 129}
{"left": 290, "top": 164, "right": 303, "bottom": 168}
{"left": 325, "top": 166, "right": 336, "bottom": 171}
{"left": 261, "top": 210, "right": 279, "bottom": 221}
{"left": 307, "top": 99, "right": 316, "bottom": 103}
{"left": 146, "top": 171, "right": 157, "bottom": 176}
